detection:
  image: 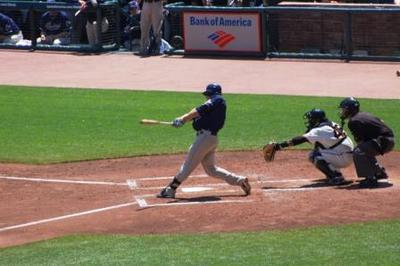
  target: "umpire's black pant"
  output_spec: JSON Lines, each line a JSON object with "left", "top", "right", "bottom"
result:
{"left": 353, "top": 136, "right": 395, "bottom": 178}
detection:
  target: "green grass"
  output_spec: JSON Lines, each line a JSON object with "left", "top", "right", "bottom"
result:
{"left": 1, "top": 220, "right": 400, "bottom": 265}
{"left": 0, "top": 85, "right": 399, "bottom": 164}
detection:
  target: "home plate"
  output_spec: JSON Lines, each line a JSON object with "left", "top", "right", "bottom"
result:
{"left": 181, "top": 187, "right": 213, "bottom": 193}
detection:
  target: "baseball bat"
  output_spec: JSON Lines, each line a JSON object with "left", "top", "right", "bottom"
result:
{"left": 140, "top": 119, "right": 172, "bottom": 125}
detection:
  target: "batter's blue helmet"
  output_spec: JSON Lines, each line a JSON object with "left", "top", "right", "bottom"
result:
{"left": 203, "top": 83, "right": 222, "bottom": 96}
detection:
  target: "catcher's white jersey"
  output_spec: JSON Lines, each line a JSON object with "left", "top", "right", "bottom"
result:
{"left": 304, "top": 123, "right": 354, "bottom": 150}
{"left": 303, "top": 122, "right": 354, "bottom": 169}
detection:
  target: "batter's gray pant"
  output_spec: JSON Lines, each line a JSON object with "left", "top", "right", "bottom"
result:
{"left": 175, "top": 130, "right": 246, "bottom": 186}
{"left": 353, "top": 136, "right": 395, "bottom": 178}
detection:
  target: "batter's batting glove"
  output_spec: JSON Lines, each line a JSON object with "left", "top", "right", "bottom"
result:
{"left": 172, "top": 118, "right": 184, "bottom": 128}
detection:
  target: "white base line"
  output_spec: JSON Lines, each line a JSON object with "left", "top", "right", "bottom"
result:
{"left": 0, "top": 202, "right": 137, "bottom": 233}
{"left": 135, "top": 174, "right": 208, "bottom": 181}
{"left": 260, "top": 179, "right": 317, "bottom": 183}
{"left": 127, "top": 179, "right": 138, "bottom": 190}
{"left": 263, "top": 187, "right": 331, "bottom": 192}
{"left": 138, "top": 189, "right": 239, "bottom": 198}
{"left": 1, "top": 175, "right": 316, "bottom": 188}
{"left": 0, "top": 176, "right": 127, "bottom": 186}
{"left": 139, "top": 199, "right": 253, "bottom": 208}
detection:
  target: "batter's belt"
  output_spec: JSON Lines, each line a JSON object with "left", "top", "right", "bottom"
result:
{"left": 196, "top": 129, "right": 217, "bottom": 136}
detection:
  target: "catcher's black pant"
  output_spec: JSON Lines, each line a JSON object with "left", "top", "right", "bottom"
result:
{"left": 353, "top": 136, "right": 395, "bottom": 178}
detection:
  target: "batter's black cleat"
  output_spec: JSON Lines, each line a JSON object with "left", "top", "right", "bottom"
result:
{"left": 359, "top": 177, "right": 379, "bottom": 188}
{"left": 157, "top": 186, "right": 176, "bottom": 198}
{"left": 240, "top": 178, "right": 251, "bottom": 196}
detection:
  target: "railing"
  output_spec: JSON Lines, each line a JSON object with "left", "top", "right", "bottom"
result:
{"left": 165, "top": 2, "right": 400, "bottom": 61}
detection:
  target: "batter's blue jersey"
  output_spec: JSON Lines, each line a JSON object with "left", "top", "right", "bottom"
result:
{"left": 193, "top": 95, "right": 226, "bottom": 135}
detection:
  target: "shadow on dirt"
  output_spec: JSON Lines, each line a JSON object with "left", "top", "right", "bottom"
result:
{"left": 262, "top": 180, "right": 393, "bottom": 190}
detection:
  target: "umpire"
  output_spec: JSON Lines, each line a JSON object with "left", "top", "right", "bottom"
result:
{"left": 157, "top": 83, "right": 251, "bottom": 199}
{"left": 339, "top": 97, "right": 395, "bottom": 188}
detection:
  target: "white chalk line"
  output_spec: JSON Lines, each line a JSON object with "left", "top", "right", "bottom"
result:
{"left": 134, "top": 197, "right": 148, "bottom": 208}
{"left": 135, "top": 174, "right": 208, "bottom": 181}
{"left": 0, "top": 201, "right": 137, "bottom": 233}
{"left": 263, "top": 187, "right": 331, "bottom": 193}
{"left": 0, "top": 175, "right": 127, "bottom": 186}
{"left": 126, "top": 177, "right": 318, "bottom": 191}
{"left": 1, "top": 175, "right": 317, "bottom": 189}
{"left": 135, "top": 198, "right": 253, "bottom": 209}
{"left": 137, "top": 189, "right": 239, "bottom": 198}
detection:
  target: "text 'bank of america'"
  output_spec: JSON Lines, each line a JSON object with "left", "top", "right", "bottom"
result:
{"left": 189, "top": 16, "right": 253, "bottom": 27}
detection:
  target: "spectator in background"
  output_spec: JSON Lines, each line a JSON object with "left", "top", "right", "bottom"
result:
{"left": 138, "top": 0, "right": 163, "bottom": 55}
{"left": 78, "top": 0, "right": 109, "bottom": 45}
{"left": 0, "top": 12, "right": 23, "bottom": 44}
{"left": 122, "top": 0, "right": 141, "bottom": 49}
{"left": 37, "top": 5, "right": 71, "bottom": 45}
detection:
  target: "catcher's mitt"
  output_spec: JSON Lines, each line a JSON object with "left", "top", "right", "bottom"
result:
{"left": 263, "top": 142, "right": 279, "bottom": 162}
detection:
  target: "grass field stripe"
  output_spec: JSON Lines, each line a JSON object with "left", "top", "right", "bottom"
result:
{"left": 0, "top": 176, "right": 127, "bottom": 186}
{"left": 0, "top": 202, "right": 137, "bottom": 233}
{"left": 139, "top": 199, "right": 253, "bottom": 208}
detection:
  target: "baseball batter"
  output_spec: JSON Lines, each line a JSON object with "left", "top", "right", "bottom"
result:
{"left": 157, "top": 83, "right": 251, "bottom": 198}
{"left": 339, "top": 97, "right": 395, "bottom": 188}
{"left": 272, "top": 108, "right": 354, "bottom": 185}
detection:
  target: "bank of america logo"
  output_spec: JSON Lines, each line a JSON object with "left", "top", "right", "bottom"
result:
{"left": 208, "top": 31, "right": 235, "bottom": 48}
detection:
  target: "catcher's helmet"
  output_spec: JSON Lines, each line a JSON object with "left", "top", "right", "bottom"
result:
{"left": 203, "top": 83, "right": 222, "bottom": 97}
{"left": 304, "top": 108, "right": 328, "bottom": 131}
{"left": 339, "top": 97, "right": 360, "bottom": 119}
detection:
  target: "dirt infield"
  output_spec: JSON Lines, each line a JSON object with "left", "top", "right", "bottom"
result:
{"left": 0, "top": 51, "right": 399, "bottom": 248}
{"left": 1, "top": 151, "right": 399, "bottom": 248}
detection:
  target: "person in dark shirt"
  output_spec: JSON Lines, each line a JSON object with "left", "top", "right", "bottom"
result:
{"left": 339, "top": 97, "right": 395, "bottom": 188}
{"left": 0, "top": 12, "right": 23, "bottom": 44}
{"left": 157, "top": 83, "right": 251, "bottom": 199}
{"left": 122, "top": 0, "right": 141, "bottom": 49}
{"left": 37, "top": 10, "right": 71, "bottom": 45}
{"left": 78, "top": 0, "right": 109, "bottom": 45}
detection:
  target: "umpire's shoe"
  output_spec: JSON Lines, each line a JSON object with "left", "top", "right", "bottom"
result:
{"left": 157, "top": 186, "right": 176, "bottom": 198}
{"left": 359, "top": 177, "right": 379, "bottom": 188}
{"left": 240, "top": 178, "right": 251, "bottom": 196}
{"left": 376, "top": 167, "right": 388, "bottom": 180}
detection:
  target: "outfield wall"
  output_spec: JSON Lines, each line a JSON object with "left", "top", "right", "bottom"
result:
{"left": 165, "top": 2, "right": 400, "bottom": 61}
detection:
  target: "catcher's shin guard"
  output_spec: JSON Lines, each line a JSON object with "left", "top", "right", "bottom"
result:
{"left": 314, "top": 158, "right": 342, "bottom": 180}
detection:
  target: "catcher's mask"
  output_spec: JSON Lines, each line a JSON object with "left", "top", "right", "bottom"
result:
{"left": 304, "top": 108, "right": 327, "bottom": 131}
{"left": 338, "top": 97, "right": 360, "bottom": 119}
{"left": 203, "top": 83, "right": 222, "bottom": 97}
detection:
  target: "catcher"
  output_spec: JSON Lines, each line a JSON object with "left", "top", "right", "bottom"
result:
{"left": 263, "top": 108, "right": 354, "bottom": 185}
